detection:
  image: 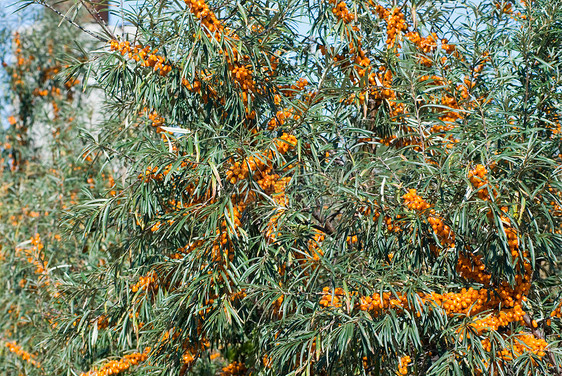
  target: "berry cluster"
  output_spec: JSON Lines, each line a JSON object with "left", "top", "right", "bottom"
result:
{"left": 405, "top": 31, "right": 438, "bottom": 67}
{"left": 79, "top": 348, "right": 150, "bottom": 376}
{"left": 172, "top": 239, "right": 206, "bottom": 259}
{"left": 306, "top": 231, "right": 325, "bottom": 261}
{"left": 441, "top": 38, "right": 456, "bottom": 54}
{"left": 468, "top": 165, "right": 527, "bottom": 260}
{"left": 182, "top": 77, "right": 202, "bottom": 93}
{"left": 402, "top": 189, "right": 455, "bottom": 248}
{"left": 28, "top": 233, "right": 46, "bottom": 274}
{"left": 109, "top": 40, "right": 172, "bottom": 77}
{"left": 180, "top": 339, "right": 210, "bottom": 370}
{"left": 182, "top": 0, "right": 261, "bottom": 110}
{"left": 432, "top": 94, "right": 462, "bottom": 133}
{"left": 230, "top": 64, "right": 256, "bottom": 96}
{"left": 469, "top": 305, "right": 526, "bottom": 334}
{"left": 364, "top": 67, "right": 405, "bottom": 121}
{"left": 551, "top": 301, "right": 562, "bottom": 318}
{"left": 138, "top": 166, "right": 162, "bottom": 182}
{"left": 494, "top": 0, "right": 513, "bottom": 13}
{"left": 97, "top": 315, "right": 109, "bottom": 330}
{"left": 498, "top": 332, "right": 547, "bottom": 360}
{"left": 10, "top": 33, "right": 28, "bottom": 87}
{"left": 329, "top": 0, "right": 355, "bottom": 23}
{"left": 183, "top": 0, "right": 224, "bottom": 36}
{"left": 358, "top": 291, "right": 408, "bottom": 314}
{"left": 32, "top": 87, "right": 49, "bottom": 96}
{"left": 279, "top": 77, "right": 309, "bottom": 98}
{"left": 229, "top": 289, "right": 247, "bottom": 301}
{"left": 397, "top": 355, "right": 411, "bottom": 375}
{"left": 147, "top": 110, "right": 165, "bottom": 133}
{"left": 15, "top": 233, "right": 60, "bottom": 296}
{"left": 131, "top": 271, "right": 158, "bottom": 293}
{"left": 138, "top": 163, "right": 175, "bottom": 183}
{"left": 320, "top": 271, "right": 533, "bottom": 343}
{"left": 274, "top": 133, "right": 298, "bottom": 154}
{"left": 225, "top": 135, "right": 296, "bottom": 197}
{"left": 220, "top": 361, "right": 247, "bottom": 375}
{"left": 427, "top": 213, "right": 455, "bottom": 247}
{"left": 549, "top": 185, "right": 562, "bottom": 211}
{"left": 468, "top": 164, "right": 493, "bottom": 200}
{"left": 268, "top": 108, "right": 297, "bottom": 130}
{"left": 319, "top": 287, "right": 345, "bottom": 308}
{"left": 374, "top": 6, "right": 408, "bottom": 49}
{"left": 402, "top": 189, "right": 430, "bottom": 212}
{"left": 5, "top": 341, "right": 40, "bottom": 367}
{"left": 456, "top": 253, "right": 491, "bottom": 285}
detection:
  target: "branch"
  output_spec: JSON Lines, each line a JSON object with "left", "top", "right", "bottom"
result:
{"left": 522, "top": 313, "right": 561, "bottom": 376}
{"left": 312, "top": 205, "right": 336, "bottom": 234}
{"left": 79, "top": 0, "right": 116, "bottom": 41}
{"left": 36, "top": 0, "right": 109, "bottom": 43}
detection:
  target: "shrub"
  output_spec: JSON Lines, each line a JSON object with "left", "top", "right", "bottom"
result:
{"left": 1, "top": 0, "right": 562, "bottom": 375}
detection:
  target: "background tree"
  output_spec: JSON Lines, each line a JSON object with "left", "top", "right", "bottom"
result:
{"left": 1, "top": 0, "right": 562, "bottom": 375}
{"left": 0, "top": 8, "right": 108, "bottom": 375}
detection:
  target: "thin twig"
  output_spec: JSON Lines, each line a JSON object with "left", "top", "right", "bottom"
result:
{"left": 79, "top": 0, "right": 116, "bottom": 40}
{"left": 312, "top": 203, "right": 336, "bottom": 234}
{"left": 37, "top": 0, "right": 109, "bottom": 43}
{"left": 523, "top": 313, "right": 562, "bottom": 376}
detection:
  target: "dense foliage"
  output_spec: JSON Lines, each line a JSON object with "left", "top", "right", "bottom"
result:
{"left": 1, "top": 0, "right": 562, "bottom": 375}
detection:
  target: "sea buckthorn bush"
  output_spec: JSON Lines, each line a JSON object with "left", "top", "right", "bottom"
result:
{"left": 1, "top": 0, "right": 562, "bottom": 375}
{"left": 0, "top": 9, "right": 112, "bottom": 376}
